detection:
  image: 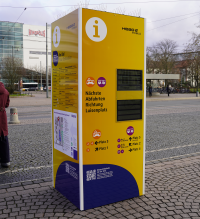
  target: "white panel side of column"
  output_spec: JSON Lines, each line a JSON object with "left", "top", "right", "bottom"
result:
{"left": 50, "top": 23, "right": 54, "bottom": 187}
{"left": 143, "top": 18, "right": 146, "bottom": 195}
{"left": 78, "top": 7, "right": 84, "bottom": 211}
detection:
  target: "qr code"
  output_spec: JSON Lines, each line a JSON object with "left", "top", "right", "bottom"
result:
{"left": 66, "top": 163, "right": 69, "bottom": 173}
{"left": 86, "top": 170, "right": 96, "bottom": 181}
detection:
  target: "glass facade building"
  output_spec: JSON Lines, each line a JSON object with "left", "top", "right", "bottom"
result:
{"left": 0, "top": 21, "right": 23, "bottom": 80}
{"left": 0, "top": 22, "right": 51, "bottom": 88}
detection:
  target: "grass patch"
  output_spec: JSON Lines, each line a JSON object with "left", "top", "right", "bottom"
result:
{"left": 190, "top": 88, "right": 200, "bottom": 93}
{"left": 10, "top": 93, "right": 28, "bottom": 97}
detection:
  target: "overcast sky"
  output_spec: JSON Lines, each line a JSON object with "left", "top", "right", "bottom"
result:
{"left": 1, "top": 0, "right": 200, "bottom": 53}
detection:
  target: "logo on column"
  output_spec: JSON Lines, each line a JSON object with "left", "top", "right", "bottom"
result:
{"left": 86, "top": 77, "right": 95, "bottom": 87}
{"left": 53, "top": 26, "right": 61, "bottom": 48}
{"left": 126, "top": 126, "right": 134, "bottom": 136}
{"left": 53, "top": 51, "right": 58, "bottom": 66}
{"left": 85, "top": 17, "right": 107, "bottom": 42}
{"left": 93, "top": 129, "right": 101, "bottom": 139}
{"left": 97, "top": 77, "right": 106, "bottom": 87}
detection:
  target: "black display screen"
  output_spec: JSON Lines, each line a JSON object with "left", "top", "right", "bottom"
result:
{"left": 117, "top": 69, "right": 142, "bottom": 91}
{"left": 117, "top": 100, "right": 142, "bottom": 121}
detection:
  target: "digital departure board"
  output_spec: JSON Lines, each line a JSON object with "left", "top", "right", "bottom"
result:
{"left": 117, "top": 100, "right": 142, "bottom": 121}
{"left": 117, "top": 69, "right": 142, "bottom": 91}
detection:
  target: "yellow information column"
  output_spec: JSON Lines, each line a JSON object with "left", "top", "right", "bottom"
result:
{"left": 52, "top": 8, "right": 146, "bottom": 211}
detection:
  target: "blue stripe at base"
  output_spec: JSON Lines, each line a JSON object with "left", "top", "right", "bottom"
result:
{"left": 55, "top": 161, "right": 80, "bottom": 209}
{"left": 55, "top": 162, "right": 140, "bottom": 210}
{"left": 83, "top": 164, "right": 139, "bottom": 210}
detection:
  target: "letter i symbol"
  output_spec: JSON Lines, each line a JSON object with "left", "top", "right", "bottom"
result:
{"left": 55, "top": 29, "right": 58, "bottom": 44}
{"left": 93, "top": 20, "right": 100, "bottom": 38}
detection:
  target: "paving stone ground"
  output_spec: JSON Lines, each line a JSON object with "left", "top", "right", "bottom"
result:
{"left": 1, "top": 156, "right": 200, "bottom": 218}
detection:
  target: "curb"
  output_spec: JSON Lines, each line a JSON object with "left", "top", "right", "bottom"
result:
{"left": 147, "top": 97, "right": 200, "bottom": 101}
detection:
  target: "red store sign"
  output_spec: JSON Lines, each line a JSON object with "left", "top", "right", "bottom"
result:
{"left": 29, "top": 29, "right": 45, "bottom": 37}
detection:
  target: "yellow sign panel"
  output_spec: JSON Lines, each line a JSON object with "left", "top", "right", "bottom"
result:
{"left": 52, "top": 8, "right": 146, "bottom": 210}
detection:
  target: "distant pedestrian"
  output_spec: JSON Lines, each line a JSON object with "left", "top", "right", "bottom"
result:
{"left": 0, "top": 82, "right": 10, "bottom": 168}
{"left": 166, "top": 85, "right": 170, "bottom": 97}
{"left": 149, "top": 85, "right": 152, "bottom": 97}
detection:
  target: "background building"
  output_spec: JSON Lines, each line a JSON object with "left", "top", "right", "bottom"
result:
{"left": 23, "top": 24, "right": 51, "bottom": 72}
{"left": 0, "top": 21, "right": 23, "bottom": 81}
{"left": 0, "top": 21, "right": 51, "bottom": 89}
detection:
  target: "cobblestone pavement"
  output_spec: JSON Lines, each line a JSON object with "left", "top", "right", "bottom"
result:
{"left": 0, "top": 123, "right": 52, "bottom": 184}
{"left": 2, "top": 100, "right": 200, "bottom": 184}
{"left": 146, "top": 110, "right": 200, "bottom": 164}
{"left": 1, "top": 156, "right": 200, "bottom": 218}
{"left": 0, "top": 94, "right": 200, "bottom": 181}
{"left": 1, "top": 94, "right": 52, "bottom": 183}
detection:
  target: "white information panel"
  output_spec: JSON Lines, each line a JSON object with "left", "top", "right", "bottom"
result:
{"left": 54, "top": 109, "right": 78, "bottom": 160}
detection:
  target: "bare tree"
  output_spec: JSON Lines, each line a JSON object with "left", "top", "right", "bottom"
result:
{"left": 147, "top": 38, "right": 178, "bottom": 85}
{"left": 27, "top": 64, "right": 51, "bottom": 89}
{"left": 55, "top": 1, "right": 141, "bottom": 20}
{"left": 127, "top": 8, "right": 141, "bottom": 17}
{"left": 30, "top": 64, "right": 47, "bottom": 88}
{"left": 184, "top": 32, "right": 200, "bottom": 90}
{"left": 113, "top": 7, "right": 126, "bottom": 15}
{"left": 187, "top": 58, "right": 196, "bottom": 87}
{"left": 93, "top": 4, "right": 107, "bottom": 11}
{"left": 55, "top": 0, "right": 90, "bottom": 20}
{"left": 1, "top": 57, "right": 24, "bottom": 94}
{"left": 146, "top": 39, "right": 178, "bottom": 86}
{"left": 146, "top": 47, "right": 152, "bottom": 73}
{"left": 146, "top": 46, "right": 162, "bottom": 74}
{"left": 155, "top": 39, "right": 178, "bottom": 74}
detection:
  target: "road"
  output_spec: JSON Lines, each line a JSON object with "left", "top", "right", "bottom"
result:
{"left": 1, "top": 97, "right": 200, "bottom": 185}
{"left": 146, "top": 99, "right": 200, "bottom": 164}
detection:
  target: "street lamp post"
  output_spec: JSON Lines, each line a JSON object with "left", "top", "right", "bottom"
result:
{"left": 0, "top": 37, "right": 5, "bottom": 82}
{"left": 46, "top": 23, "right": 51, "bottom": 98}
{"left": 40, "top": 61, "right": 42, "bottom": 90}
{"left": 12, "top": 45, "right": 19, "bottom": 58}
{"left": 46, "top": 23, "right": 48, "bottom": 98}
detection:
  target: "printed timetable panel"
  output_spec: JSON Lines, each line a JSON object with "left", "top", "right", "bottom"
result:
{"left": 54, "top": 109, "right": 78, "bottom": 160}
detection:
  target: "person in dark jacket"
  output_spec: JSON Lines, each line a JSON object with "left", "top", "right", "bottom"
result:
{"left": 0, "top": 82, "right": 10, "bottom": 167}
{"left": 149, "top": 85, "right": 152, "bottom": 97}
{"left": 166, "top": 85, "right": 170, "bottom": 97}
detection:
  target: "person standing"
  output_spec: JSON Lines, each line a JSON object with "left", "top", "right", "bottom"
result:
{"left": 0, "top": 82, "right": 10, "bottom": 167}
{"left": 149, "top": 85, "right": 152, "bottom": 97}
{"left": 166, "top": 85, "right": 170, "bottom": 97}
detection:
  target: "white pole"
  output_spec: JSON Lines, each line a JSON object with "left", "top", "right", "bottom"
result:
{"left": 40, "top": 61, "right": 42, "bottom": 90}
{"left": 46, "top": 23, "right": 48, "bottom": 98}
